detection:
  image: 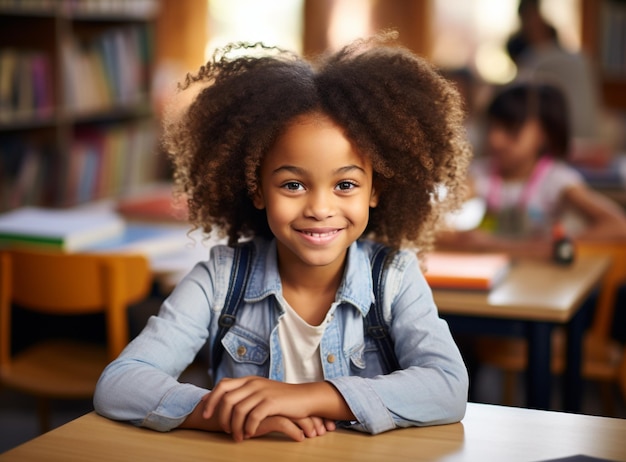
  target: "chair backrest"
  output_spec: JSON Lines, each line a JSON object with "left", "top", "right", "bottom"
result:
{"left": 0, "top": 249, "right": 152, "bottom": 365}
{"left": 576, "top": 241, "right": 626, "bottom": 339}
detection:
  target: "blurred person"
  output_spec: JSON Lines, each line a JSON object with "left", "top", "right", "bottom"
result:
{"left": 510, "top": 0, "right": 602, "bottom": 144}
{"left": 438, "top": 82, "right": 626, "bottom": 259}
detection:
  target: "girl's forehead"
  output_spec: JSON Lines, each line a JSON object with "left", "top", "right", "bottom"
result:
{"left": 261, "top": 115, "right": 371, "bottom": 171}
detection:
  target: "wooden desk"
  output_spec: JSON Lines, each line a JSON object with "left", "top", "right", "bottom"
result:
{"left": 435, "top": 255, "right": 611, "bottom": 412}
{"left": 2, "top": 403, "right": 625, "bottom": 461}
{"left": 433, "top": 255, "right": 610, "bottom": 322}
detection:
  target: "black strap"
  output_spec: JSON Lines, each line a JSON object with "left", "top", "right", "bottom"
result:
{"left": 211, "top": 242, "right": 253, "bottom": 379}
{"left": 365, "top": 244, "right": 401, "bottom": 373}
{"left": 211, "top": 242, "right": 399, "bottom": 378}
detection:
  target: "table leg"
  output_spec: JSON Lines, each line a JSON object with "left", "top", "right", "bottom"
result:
{"left": 563, "top": 307, "right": 585, "bottom": 412}
{"left": 526, "top": 322, "right": 553, "bottom": 410}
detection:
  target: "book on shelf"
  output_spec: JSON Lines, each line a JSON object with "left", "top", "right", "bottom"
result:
{"left": 423, "top": 251, "right": 511, "bottom": 291}
{"left": 0, "top": 206, "right": 125, "bottom": 252}
{"left": 0, "top": 137, "right": 59, "bottom": 211}
{"left": 62, "top": 121, "right": 157, "bottom": 206}
{"left": 0, "top": 48, "right": 54, "bottom": 123}
{"left": 62, "top": 25, "right": 151, "bottom": 113}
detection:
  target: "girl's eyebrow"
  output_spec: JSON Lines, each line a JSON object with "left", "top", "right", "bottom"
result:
{"left": 271, "top": 164, "right": 367, "bottom": 175}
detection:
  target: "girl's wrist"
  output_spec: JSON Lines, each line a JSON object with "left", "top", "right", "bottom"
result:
{"left": 301, "top": 381, "right": 355, "bottom": 421}
{"left": 179, "top": 395, "right": 222, "bottom": 432}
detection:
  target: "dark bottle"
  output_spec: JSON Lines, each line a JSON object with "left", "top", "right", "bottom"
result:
{"left": 552, "top": 222, "right": 575, "bottom": 265}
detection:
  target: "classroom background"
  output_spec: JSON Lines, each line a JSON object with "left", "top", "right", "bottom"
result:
{"left": 1, "top": 0, "right": 626, "bottom": 454}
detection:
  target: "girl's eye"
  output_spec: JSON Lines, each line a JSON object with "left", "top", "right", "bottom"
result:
{"left": 283, "top": 181, "right": 304, "bottom": 191}
{"left": 336, "top": 181, "right": 357, "bottom": 191}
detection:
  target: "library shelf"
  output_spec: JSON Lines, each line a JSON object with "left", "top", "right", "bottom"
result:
{"left": 0, "top": 0, "right": 162, "bottom": 212}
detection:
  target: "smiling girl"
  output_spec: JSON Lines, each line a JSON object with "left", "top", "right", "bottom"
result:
{"left": 94, "top": 34, "right": 471, "bottom": 442}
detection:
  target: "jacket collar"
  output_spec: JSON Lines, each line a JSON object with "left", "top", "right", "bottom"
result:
{"left": 245, "top": 238, "right": 374, "bottom": 317}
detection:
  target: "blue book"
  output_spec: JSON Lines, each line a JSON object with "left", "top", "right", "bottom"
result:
{"left": 85, "top": 223, "right": 193, "bottom": 258}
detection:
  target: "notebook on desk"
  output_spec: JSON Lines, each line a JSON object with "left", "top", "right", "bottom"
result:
{"left": 423, "top": 251, "right": 511, "bottom": 291}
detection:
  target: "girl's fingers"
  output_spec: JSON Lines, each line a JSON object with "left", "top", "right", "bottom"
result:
{"left": 202, "top": 377, "right": 246, "bottom": 419}
{"left": 291, "top": 417, "right": 319, "bottom": 438}
{"left": 324, "top": 418, "right": 337, "bottom": 432}
{"left": 255, "top": 416, "right": 305, "bottom": 442}
{"left": 219, "top": 382, "right": 266, "bottom": 436}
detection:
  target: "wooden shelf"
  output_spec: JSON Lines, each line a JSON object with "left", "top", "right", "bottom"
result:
{"left": 581, "top": 0, "right": 626, "bottom": 110}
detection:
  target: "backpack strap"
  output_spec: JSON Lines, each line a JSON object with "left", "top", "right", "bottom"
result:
{"left": 211, "top": 242, "right": 253, "bottom": 379}
{"left": 365, "top": 244, "right": 401, "bottom": 374}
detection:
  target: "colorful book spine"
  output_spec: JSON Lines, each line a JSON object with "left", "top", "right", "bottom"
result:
{"left": 62, "top": 121, "right": 156, "bottom": 206}
{"left": 0, "top": 49, "right": 54, "bottom": 123}
{"left": 62, "top": 25, "right": 152, "bottom": 113}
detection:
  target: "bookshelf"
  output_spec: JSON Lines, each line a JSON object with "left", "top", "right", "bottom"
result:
{"left": 581, "top": 0, "right": 626, "bottom": 110}
{"left": 0, "top": 0, "right": 161, "bottom": 212}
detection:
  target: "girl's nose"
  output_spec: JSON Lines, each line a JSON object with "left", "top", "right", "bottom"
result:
{"left": 304, "top": 189, "right": 335, "bottom": 219}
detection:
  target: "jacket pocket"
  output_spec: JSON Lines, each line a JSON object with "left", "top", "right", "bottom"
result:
{"left": 348, "top": 337, "right": 386, "bottom": 376}
{"left": 222, "top": 325, "right": 270, "bottom": 365}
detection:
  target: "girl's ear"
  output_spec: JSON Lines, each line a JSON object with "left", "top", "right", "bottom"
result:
{"left": 369, "top": 184, "right": 380, "bottom": 208}
{"left": 252, "top": 188, "right": 266, "bottom": 210}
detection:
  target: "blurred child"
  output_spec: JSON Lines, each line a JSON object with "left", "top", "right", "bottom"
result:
{"left": 93, "top": 35, "right": 470, "bottom": 442}
{"left": 440, "top": 82, "right": 626, "bottom": 259}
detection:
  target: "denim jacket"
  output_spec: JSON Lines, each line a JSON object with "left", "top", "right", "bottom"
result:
{"left": 94, "top": 238, "right": 468, "bottom": 434}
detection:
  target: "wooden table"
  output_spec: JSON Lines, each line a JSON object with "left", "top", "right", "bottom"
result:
{"left": 434, "top": 254, "right": 611, "bottom": 412}
{"left": 2, "top": 403, "right": 625, "bottom": 461}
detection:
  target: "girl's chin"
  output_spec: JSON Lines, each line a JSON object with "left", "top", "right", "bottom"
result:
{"left": 281, "top": 246, "right": 348, "bottom": 269}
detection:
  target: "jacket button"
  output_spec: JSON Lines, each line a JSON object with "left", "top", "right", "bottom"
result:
{"left": 237, "top": 345, "right": 247, "bottom": 356}
{"left": 327, "top": 354, "right": 336, "bottom": 363}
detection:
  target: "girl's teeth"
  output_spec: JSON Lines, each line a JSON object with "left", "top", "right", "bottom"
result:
{"left": 304, "top": 230, "right": 337, "bottom": 237}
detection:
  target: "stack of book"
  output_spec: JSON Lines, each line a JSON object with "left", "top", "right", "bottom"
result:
{"left": 0, "top": 206, "right": 125, "bottom": 252}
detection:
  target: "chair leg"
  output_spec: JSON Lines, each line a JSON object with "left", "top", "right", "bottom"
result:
{"left": 502, "top": 370, "right": 518, "bottom": 406}
{"left": 598, "top": 381, "right": 616, "bottom": 417}
{"left": 619, "top": 351, "right": 626, "bottom": 407}
{"left": 37, "top": 397, "right": 51, "bottom": 434}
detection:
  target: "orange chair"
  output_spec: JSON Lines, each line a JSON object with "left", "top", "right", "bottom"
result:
{"left": 474, "top": 241, "right": 626, "bottom": 414}
{"left": 0, "top": 248, "right": 152, "bottom": 432}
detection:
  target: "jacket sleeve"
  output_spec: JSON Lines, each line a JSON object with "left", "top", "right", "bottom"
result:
{"left": 93, "top": 247, "right": 232, "bottom": 431}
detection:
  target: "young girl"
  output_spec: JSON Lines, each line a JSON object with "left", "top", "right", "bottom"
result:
{"left": 94, "top": 35, "right": 471, "bottom": 442}
{"left": 440, "top": 82, "right": 626, "bottom": 258}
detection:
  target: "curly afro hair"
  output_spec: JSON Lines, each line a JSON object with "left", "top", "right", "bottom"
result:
{"left": 163, "top": 33, "right": 472, "bottom": 254}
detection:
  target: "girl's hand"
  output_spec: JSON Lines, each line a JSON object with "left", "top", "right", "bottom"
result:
{"left": 202, "top": 376, "right": 335, "bottom": 441}
{"left": 253, "top": 415, "right": 335, "bottom": 442}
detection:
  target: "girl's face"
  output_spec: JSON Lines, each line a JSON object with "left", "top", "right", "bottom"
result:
{"left": 253, "top": 112, "right": 378, "bottom": 271}
{"left": 487, "top": 118, "right": 546, "bottom": 177}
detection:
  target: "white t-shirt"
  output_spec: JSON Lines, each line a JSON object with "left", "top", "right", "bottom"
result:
{"left": 278, "top": 302, "right": 335, "bottom": 384}
{"left": 471, "top": 157, "right": 586, "bottom": 237}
